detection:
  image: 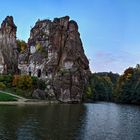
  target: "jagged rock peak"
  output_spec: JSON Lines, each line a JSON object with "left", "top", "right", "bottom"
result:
{"left": 1, "top": 16, "right": 17, "bottom": 34}
{"left": 30, "top": 16, "right": 76, "bottom": 34}
{"left": 0, "top": 16, "right": 18, "bottom": 74}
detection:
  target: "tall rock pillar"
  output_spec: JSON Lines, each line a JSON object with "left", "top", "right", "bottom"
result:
{"left": 28, "top": 16, "right": 91, "bottom": 102}
{"left": 0, "top": 16, "right": 18, "bottom": 74}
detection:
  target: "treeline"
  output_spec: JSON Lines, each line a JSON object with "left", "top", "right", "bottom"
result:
{"left": 86, "top": 64, "right": 140, "bottom": 104}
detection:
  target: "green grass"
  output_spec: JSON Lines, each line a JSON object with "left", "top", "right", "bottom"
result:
{"left": 3, "top": 87, "right": 32, "bottom": 99}
{"left": 0, "top": 92, "right": 18, "bottom": 101}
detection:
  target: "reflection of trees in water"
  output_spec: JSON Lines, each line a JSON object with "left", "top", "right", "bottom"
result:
{"left": 75, "top": 104, "right": 89, "bottom": 140}
{"left": 0, "top": 104, "right": 87, "bottom": 140}
{"left": 0, "top": 105, "right": 40, "bottom": 140}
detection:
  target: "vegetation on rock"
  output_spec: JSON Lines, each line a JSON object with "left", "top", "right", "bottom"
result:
{"left": 16, "top": 40, "right": 27, "bottom": 53}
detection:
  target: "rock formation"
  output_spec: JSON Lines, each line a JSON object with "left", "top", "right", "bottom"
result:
{"left": 0, "top": 16, "right": 18, "bottom": 74}
{"left": 0, "top": 15, "right": 91, "bottom": 102}
{"left": 28, "top": 16, "right": 91, "bottom": 103}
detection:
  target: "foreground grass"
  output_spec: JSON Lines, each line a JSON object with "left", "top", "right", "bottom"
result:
{"left": 3, "top": 88, "right": 32, "bottom": 99}
{"left": 0, "top": 92, "right": 18, "bottom": 101}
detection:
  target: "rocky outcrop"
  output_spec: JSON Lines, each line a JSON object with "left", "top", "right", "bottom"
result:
{"left": 0, "top": 16, "right": 18, "bottom": 74}
{"left": 28, "top": 16, "right": 91, "bottom": 103}
{"left": 32, "top": 89, "right": 47, "bottom": 100}
{"left": 32, "top": 89, "right": 56, "bottom": 100}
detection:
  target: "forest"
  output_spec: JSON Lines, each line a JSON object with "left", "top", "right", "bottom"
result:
{"left": 86, "top": 64, "right": 140, "bottom": 104}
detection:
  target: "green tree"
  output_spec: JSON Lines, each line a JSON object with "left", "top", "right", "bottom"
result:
{"left": 16, "top": 39, "right": 27, "bottom": 53}
{"left": 114, "top": 64, "right": 140, "bottom": 104}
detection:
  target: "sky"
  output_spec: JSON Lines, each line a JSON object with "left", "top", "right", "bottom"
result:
{"left": 0, "top": 0, "right": 140, "bottom": 74}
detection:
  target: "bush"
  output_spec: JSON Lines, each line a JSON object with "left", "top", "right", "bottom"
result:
{"left": 0, "top": 82, "right": 6, "bottom": 89}
{"left": 15, "top": 88, "right": 32, "bottom": 98}
{"left": 12, "top": 75, "right": 32, "bottom": 90}
{"left": 31, "top": 77, "right": 46, "bottom": 90}
{"left": 31, "top": 76, "right": 38, "bottom": 89}
{"left": 37, "top": 79, "right": 46, "bottom": 90}
{"left": 0, "top": 75, "right": 13, "bottom": 87}
{"left": 17, "top": 75, "right": 32, "bottom": 90}
{"left": 12, "top": 75, "right": 20, "bottom": 87}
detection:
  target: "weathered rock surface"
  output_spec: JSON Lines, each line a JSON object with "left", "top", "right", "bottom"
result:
{"left": 0, "top": 16, "right": 18, "bottom": 74}
{"left": 32, "top": 89, "right": 47, "bottom": 100}
{"left": 28, "top": 16, "right": 91, "bottom": 103}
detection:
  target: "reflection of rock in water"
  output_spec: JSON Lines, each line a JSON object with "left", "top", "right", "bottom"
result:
{"left": 0, "top": 105, "right": 86, "bottom": 140}
{"left": 38, "top": 104, "right": 87, "bottom": 140}
{"left": 1, "top": 103, "right": 140, "bottom": 140}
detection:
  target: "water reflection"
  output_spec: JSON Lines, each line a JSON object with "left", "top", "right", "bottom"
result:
{"left": 0, "top": 103, "right": 140, "bottom": 140}
{"left": 79, "top": 103, "right": 140, "bottom": 140}
{"left": 0, "top": 104, "right": 86, "bottom": 140}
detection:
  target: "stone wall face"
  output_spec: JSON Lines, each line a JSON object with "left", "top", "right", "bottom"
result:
{"left": 28, "top": 16, "right": 91, "bottom": 102}
{"left": 0, "top": 16, "right": 18, "bottom": 74}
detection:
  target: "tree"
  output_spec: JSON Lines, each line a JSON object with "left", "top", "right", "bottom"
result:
{"left": 16, "top": 39, "right": 27, "bottom": 53}
{"left": 114, "top": 64, "right": 140, "bottom": 104}
{"left": 86, "top": 73, "right": 117, "bottom": 101}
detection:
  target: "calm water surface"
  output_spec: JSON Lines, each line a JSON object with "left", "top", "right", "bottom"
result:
{"left": 0, "top": 102, "right": 140, "bottom": 140}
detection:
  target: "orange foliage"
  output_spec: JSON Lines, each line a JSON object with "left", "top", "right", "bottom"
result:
{"left": 12, "top": 75, "right": 20, "bottom": 87}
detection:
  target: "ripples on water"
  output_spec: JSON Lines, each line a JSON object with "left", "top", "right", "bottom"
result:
{"left": 0, "top": 103, "right": 140, "bottom": 140}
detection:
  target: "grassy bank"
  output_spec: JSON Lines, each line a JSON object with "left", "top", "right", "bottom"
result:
{"left": 0, "top": 75, "right": 46, "bottom": 99}
{"left": 0, "top": 92, "right": 18, "bottom": 101}
{"left": 3, "top": 88, "right": 32, "bottom": 98}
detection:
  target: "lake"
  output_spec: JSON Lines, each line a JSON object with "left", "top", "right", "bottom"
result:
{"left": 0, "top": 102, "right": 140, "bottom": 140}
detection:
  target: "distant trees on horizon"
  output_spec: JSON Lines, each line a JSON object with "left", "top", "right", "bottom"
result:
{"left": 86, "top": 64, "right": 140, "bottom": 105}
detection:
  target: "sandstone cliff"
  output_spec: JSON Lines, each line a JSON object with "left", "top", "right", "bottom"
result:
{"left": 0, "top": 15, "right": 91, "bottom": 102}
{"left": 28, "top": 16, "right": 91, "bottom": 102}
{"left": 0, "top": 16, "right": 18, "bottom": 74}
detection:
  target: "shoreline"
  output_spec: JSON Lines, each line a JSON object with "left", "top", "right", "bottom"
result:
{"left": 0, "top": 100, "right": 59, "bottom": 105}
{"left": 0, "top": 101, "right": 140, "bottom": 106}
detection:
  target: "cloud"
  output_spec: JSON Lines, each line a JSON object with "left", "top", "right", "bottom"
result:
{"left": 90, "top": 50, "right": 140, "bottom": 74}
{"left": 95, "top": 51, "right": 117, "bottom": 64}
